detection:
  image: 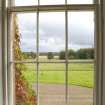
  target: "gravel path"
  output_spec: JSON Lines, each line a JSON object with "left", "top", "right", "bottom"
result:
{"left": 34, "top": 84, "right": 93, "bottom": 105}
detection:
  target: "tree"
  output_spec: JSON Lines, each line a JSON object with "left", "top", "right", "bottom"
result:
{"left": 59, "top": 51, "right": 65, "bottom": 59}
{"left": 22, "top": 52, "right": 36, "bottom": 59}
{"left": 77, "top": 48, "right": 94, "bottom": 59}
{"left": 47, "top": 52, "right": 54, "bottom": 59}
{"left": 88, "top": 48, "right": 94, "bottom": 59}
{"left": 68, "top": 49, "right": 77, "bottom": 59}
{"left": 77, "top": 49, "right": 89, "bottom": 59}
{"left": 30, "top": 52, "right": 36, "bottom": 59}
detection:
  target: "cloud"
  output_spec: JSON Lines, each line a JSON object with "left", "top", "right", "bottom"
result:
{"left": 68, "top": 12, "right": 94, "bottom": 48}
{"left": 17, "top": 12, "right": 94, "bottom": 52}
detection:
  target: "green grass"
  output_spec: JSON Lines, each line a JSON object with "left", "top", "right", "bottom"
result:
{"left": 21, "top": 61, "right": 94, "bottom": 88}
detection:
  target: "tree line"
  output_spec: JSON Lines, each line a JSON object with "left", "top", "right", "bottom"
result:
{"left": 22, "top": 48, "right": 94, "bottom": 60}
{"left": 48, "top": 48, "right": 94, "bottom": 60}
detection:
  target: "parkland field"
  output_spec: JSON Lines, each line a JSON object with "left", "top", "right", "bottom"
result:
{"left": 21, "top": 59, "right": 94, "bottom": 88}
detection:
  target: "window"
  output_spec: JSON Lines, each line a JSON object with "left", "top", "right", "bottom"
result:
{"left": 7, "top": 0, "right": 98, "bottom": 105}
{"left": 68, "top": 11, "right": 94, "bottom": 105}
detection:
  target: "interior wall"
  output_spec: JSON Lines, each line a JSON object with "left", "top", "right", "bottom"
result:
{"left": 0, "top": 0, "right": 8, "bottom": 105}
{"left": 102, "top": 1, "right": 105, "bottom": 105}
{"left": 0, "top": 0, "right": 3, "bottom": 104}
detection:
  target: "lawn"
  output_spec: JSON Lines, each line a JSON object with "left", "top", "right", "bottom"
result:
{"left": 21, "top": 61, "right": 94, "bottom": 88}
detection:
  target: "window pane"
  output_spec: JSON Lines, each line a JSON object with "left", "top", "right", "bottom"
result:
{"left": 39, "top": 12, "right": 65, "bottom": 62}
{"left": 68, "top": 12, "right": 94, "bottom": 52}
{"left": 15, "top": 64, "right": 37, "bottom": 105}
{"left": 39, "top": 64, "right": 66, "bottom": 105}
{"left": 40, "top": 0, "right": 65, "bottom": 5}
{"left": 15, "top": 0, "right": 38, "bottom": 6}
{"left": 68, "top": 0, "right": 93, "bottom": 4}
{"left": 68, "top": 11, "right": 94, "bottom": 105}
{"left": 39, "top": 63, "right": 66, "bottom": 71}
{"left": 68, "top": 70, "right": 94, "bottom": 105}
{"left": 68, "top": 62, "right": 94, "bottom": 71}
{"left": 13, "top": 13, "right": 37, "bottom": 61}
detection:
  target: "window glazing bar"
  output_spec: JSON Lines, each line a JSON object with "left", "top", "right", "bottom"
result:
{"left": 36, "top": 10, "right": 39, "bottom": 105}
{"left": 7, "top": 12, "right": 14, "bottom": 105}
{"left": 94, "top": 0, "right": 103, "bottom": 104}
{"left": 10, "top": 60, "right": 94, "bottom": 64}
{"left": 36, "top": 0, "right": 40, "bottom": 104}
{"left": 8, "top": 4, "right": 96, "bottom": 12}
{"left": 2, "top": 0, "right": 8, "bottom": 105}
{"left": 65, "top": 1, "right": 69, "bottom": 105}
{"left": 65, "top": 9, "right": 69, "bottom": 105}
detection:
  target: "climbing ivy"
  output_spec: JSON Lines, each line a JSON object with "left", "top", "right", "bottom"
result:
{"left": 13, "top": 14, "right": 37, "bottom": 105}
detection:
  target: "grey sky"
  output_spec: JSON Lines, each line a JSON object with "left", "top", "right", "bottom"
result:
{"left": 17, "top": 11, "right": 94, "bottom": 52}
{"left": 16, "top": 0, "right": 94, "bottom": 53}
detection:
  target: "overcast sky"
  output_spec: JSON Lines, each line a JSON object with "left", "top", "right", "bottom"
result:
{"left": 16, "top": 0, "right": 94, "bottom": 53}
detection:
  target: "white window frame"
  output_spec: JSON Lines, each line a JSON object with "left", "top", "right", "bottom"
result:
{"left": 0, "top": 0, "right": 103, "bottom": 105}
